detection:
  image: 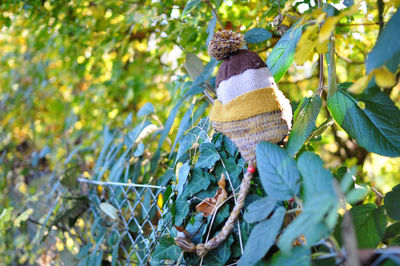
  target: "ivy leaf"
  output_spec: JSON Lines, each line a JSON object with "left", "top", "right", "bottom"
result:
{"left": 243, "top": 197, "right": 277, "bottom": 223}
{"left": 366, "top": 9, "right": 400, "bottom": 73}
{"left": 181, "top": 0, "right": 202, "bottom": 18}
{"left": 350, "top": 204, "right": 387, "bottom": 248}
{"left": 238, "top": 207, "right": 286, "bottom": 266}
{"left": 175, "top": 168, "right": 210, "bottom": 225}
{"left": 196, "top": 142, "right": 220, "bottom": 169}
{"left": 287, "top": 95, "right": 322, "bottom": 157}
{"left": 266, "top": 23, "right": 303, "bottom": 82}
{"left": 176, "top": 118, "right": 209, "bottom": 163}
{"left": 176, "top": 161, "right": 190, "bottom": 196}
{"left": 150, "top": 237, "right": 181, "bottom": 265}
{"left": 256, "top": 142, "right": 300, "bottom": 201}
{"left": 268, "top": 246, "right": 311, "bottom": 266}
{"left": 297, "top": 152, "right": 336, "bottom": 203}
{"left": 384, "top": 184, "right": 400, "bottom": 221}
{"left": 327, "top": 89, "right": 400, "bottom": 157}
{"left": 244, "top": 28, "right": 272, "bottom": 43}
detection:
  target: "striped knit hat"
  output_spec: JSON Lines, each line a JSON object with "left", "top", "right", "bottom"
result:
{"left": 209, "top": 30, "right": 292, "bottom": 166}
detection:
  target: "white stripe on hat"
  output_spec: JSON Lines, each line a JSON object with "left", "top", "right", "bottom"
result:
{"left": 216, "top": 67, "right": 276, "bottom": 104}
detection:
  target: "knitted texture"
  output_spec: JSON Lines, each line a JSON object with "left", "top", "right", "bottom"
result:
{"left": 215, "top": 49, "right": 266, "bottom": 87}
{"left": 216, "top": 67, "right": 276, "bottom": 104}
{"left": 210, "top": 87, "right": 281, "bottom": 122}
{"left": 208, "top": 30, "right": 245, "bottom": 60}
{"left": 212, "top": 110, "right": 290, "bottom": 165}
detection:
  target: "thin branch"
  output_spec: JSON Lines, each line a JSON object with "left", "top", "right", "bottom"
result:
{"left": 377, "top": 0, "right": 384, "bottom": 35}
{"left": 203, "top": 0, "right": 223, "bottom": 28}
{"left": 335, "top": 51, "right": 364, "bottom": 65}
{"left": 336, "top": 22, "right": 386, "bottom": 27}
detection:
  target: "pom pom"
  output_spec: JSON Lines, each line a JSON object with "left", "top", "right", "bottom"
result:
{"left": 208, "top": 30, "right": 245, "bottom": 60}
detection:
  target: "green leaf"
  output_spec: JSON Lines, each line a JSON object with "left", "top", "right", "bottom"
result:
{"left": 366, "top": 9, "right": 400, "bottom": 73}
{"left": 175, "top": 168, "right": 210, "bottom": 225}
{"left": 133, "top": 143, "right": 144, "bottom": 157}
{"left": 256, "top": 142, "right": 300, "bottom": 201}
{"left": 346, "top": 186, "right": 368, "bottom": 204}
{"left": 350, "top": 204, "right": 387, "bottom": 248}
{"left": 137, "top": 102, "right": 154, "bottom": 117}
{"left": 99, "top": 202, "right": 118, "bottom": 220}
{"left": 176, "top": 118, "right": 209, "bottom": 163}
{"left": 181, "top": 0, "right": 202, "bottom": 18}
{"left": 383, "top": 222, "right": 400, "bottom": 242}
{"left": 385, "top": 186, "right": 400, "bottom": 221}
{"left": 196, "top": 142, "right": 220, "bottom": 169}
{"left": 177, "top": 161, "right": 190, "bottom": 196}
{"left": 203, "top": 235, "right": 234, "bottom": 266}
{"left": 150, "top": 237, "right": 181, "bottom": 264}
{"left": 243, "top": 197, "right": 277, "bottom": 223}
{"left": 206, "top": 13, "right": 217, "bottom": 46}
{"left": 244, "top": 28, "right": 272, "bottom": 43}
{"left": 266, "top": 23, "right": 303, "bottom": 82}
{"left": 279, "top": 193, "right": 335, "bottom": 253}
{"left": 14, "top": 208, "right": 33, "bottom": 227}
{"left": 191, "top": 58, "right": 218, "bottom": 88}
{"left": 238, "top": 207, "right": 286, "bottom": 266}
{"left": 158, "top": 98, "right": 185, "bottom": 150}
{"left": 297, "top": 152, "right": 336, "bottom": 203}
{"left": 287, "top": 95, "right": 322, "bottom": 157}
{"left": 327, "top": 89, "right": 400, "bottom": 157}
{"left": 268, "top": 246, "right": 311, "bottom": 266}
{"left": 184, "top": 53, "right": 204, "bottom": 80}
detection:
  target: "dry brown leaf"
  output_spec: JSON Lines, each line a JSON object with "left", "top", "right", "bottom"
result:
{"left": 196, "top": 174, "right": 228, "bottom": 217}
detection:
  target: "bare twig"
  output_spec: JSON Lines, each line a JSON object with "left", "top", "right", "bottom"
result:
{"left": 337, "top": 22, "right": 386, "bottom": 27}
{"left": 335, "top": 51, "right": 364, "bottom": 65}
{"left": 176, "top": 251, "right": 184, "bottom": 266}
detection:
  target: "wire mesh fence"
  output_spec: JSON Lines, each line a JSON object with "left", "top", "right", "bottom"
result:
{"left": 78, "top": 178, "right": 169, "bottom": 265}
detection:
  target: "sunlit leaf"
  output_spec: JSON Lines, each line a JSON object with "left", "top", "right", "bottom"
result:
{"left": 287, "top": 95, "right": 322, "bottom": 157}
{"left": 366, "top": 8, "right": 400, "bottom": 73}
{"left": 328, "top": 89, "right": 400, "bottom": 157}
{"left": 350, "top": 204, "right": 387, "bottom": 248}
{"left": 238, "top": 207, "right": 285, "bottom": 265}
{"left": 244, "top": 28, "right": 272, "bottom": 43}
{"left": 256, "top": 142, "right": 300, "bottom": 201}
{"left": 267, "top": 23, "right": 303, "bottom": 82}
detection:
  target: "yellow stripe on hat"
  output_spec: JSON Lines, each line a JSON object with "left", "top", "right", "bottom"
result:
{"left": 210, "top": 87, "right": 282, "bottom": 122}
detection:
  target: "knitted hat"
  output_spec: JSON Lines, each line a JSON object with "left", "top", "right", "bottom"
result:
{"left": 209, "top": 30, "right": 293, "bottom": 166}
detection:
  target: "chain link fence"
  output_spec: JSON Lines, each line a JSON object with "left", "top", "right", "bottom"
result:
{"left": 78, "top": 178, "right": 169, "bottom": 265}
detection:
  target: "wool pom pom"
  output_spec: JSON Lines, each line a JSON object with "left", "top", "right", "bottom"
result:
{"left": 208, "top": 30, "right": 245, "bottom": 60}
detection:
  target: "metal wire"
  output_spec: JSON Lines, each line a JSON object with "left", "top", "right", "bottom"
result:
{"left": 78, "top": 178, "right": 168, "bottom": 265}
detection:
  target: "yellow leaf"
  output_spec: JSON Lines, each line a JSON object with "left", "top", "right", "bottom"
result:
{"left": 374, "top": 67, "right": 397, "bottom": 88}
{"left": 348, "top": 75, "right": 371, "bottom": 94}
{"left": 157, "top": 194, "right": 163, "bottom": 213}
{"left": 295, "top": 38, "right": 315, "bottom": 65}
{"left": 315, "top": 38, "right": 329, "bottom": 54}
{"left": 319, "top": 16, "right": 339, "bottom": 43}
